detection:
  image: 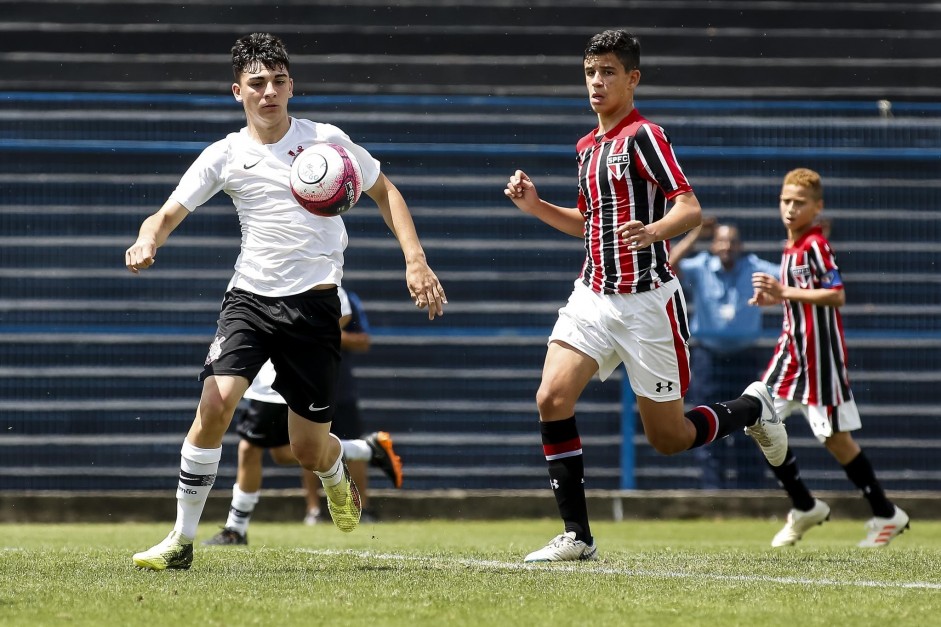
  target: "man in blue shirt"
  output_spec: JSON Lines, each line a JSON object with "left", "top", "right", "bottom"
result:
{"left": 671, "top": 218, "right": 780, "bottom": 488}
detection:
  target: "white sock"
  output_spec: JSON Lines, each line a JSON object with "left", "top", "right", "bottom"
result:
{"left": 341, "top": 438, "right": 372, "bottom": 461}
{"left": 173, "top": 440, "right": 221, "bottom": 540}
{"left": 315, "top": 434, "right": 346, "bottom": 488}
{"left": 225, "top": 483, "right": 260, "bottom": 534}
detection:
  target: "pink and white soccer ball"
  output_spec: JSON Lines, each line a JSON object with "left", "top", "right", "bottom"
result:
{"left": 290, "top": 142, "right": 363, "bottom": 216}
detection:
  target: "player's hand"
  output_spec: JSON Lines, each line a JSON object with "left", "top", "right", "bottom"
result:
{"left": 406, "top": 262, "right": 447, "bottom": 320}
{"left": 698, "top": 215, "right": 718, "bottom": 240}
{"left": 748, "top": 290, "right": 777, "bottom": 306}
{"left": 617, "top": 220, "right": 654, "bottom": 250}
{"left": 504, "top": 170, "right": 538, "bottom": 208}
{"left": 750, "top": 272, "right": 784, "bottom": 304}
{"left": 125, "top": 239, "right": 158, "bottom": 274}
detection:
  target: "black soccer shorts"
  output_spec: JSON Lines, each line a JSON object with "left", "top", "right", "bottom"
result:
{"left": 199, "top": 286, "right": 341, "bottom": 423}
{"left": 235, "top": 398, "right": 291, "bottom": 449}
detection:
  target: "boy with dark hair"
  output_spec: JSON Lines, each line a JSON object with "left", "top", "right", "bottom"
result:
{"left": 750, "top": 167, "right": 909, "bottom": 547}
{"left": 127, "top": 33, "right": 445, "bottom": 570}
{"left": 504, "top": 29, "right": 787, "bottom": 562}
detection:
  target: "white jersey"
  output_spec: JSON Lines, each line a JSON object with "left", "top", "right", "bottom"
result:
{"left": 169, "top": 118, "right": 381, "bottom": 297}
{"left": 244, "top": 287, "right": 352, "bottom": 404}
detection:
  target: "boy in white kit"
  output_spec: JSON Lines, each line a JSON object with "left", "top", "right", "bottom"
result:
{"left": 126, "top": 33, "right": 445, "bottom": 570}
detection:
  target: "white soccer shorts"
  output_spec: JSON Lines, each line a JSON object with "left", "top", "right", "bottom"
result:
{"left": 775, "top": 397, "right": 863, "bottom": 442}
{"left": 548, "top": 280, "right": 689, "bottom": 402}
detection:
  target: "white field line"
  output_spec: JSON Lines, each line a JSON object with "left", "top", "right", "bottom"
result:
{"left": 299, "top": 548, "right": 941, "bottom": 591}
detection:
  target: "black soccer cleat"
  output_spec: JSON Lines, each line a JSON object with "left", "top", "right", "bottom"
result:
{"left": 201, "top": 527, "right": 247, "bottom": 546}
{"left": 365, "top": 431, "right": 403, "bottom": 489}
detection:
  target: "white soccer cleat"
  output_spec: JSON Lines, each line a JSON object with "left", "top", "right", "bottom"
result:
{"left": 858, "top": 506, "right": 910, "bottom": 548}
{"left": 771, "top": 499, "right": 831, "bottom": 547}
{"left": 524, "top": 531, "right": 597, "bottom": 563}
{"left": 742, "top": 381, "right": 788, "bottom": 467}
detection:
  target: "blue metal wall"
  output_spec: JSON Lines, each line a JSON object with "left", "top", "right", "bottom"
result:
{"left": 1, "top": 94, "right": 939, "bottom": 492}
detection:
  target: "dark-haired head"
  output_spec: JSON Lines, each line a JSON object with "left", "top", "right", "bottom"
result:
{"left": 584, "top": 30, "right": 640, "bottom": 72}
{"left": 232, "top": 33, "right": 290, "bottom": 81}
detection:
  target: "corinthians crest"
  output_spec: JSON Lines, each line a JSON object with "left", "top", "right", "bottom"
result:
{"left": 205, "top": 334, "right": 226, "bottom": 366}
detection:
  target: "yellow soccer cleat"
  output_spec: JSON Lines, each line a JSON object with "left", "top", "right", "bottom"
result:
{"left": 132, "top": 530, "right": 194, "bottom": 571}
{"left": 324, "top": 459, "right": 362, "bottom": 533}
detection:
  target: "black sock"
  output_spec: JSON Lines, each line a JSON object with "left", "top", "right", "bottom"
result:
{"left": 686, "top": 396, "right": 760, "bottom": 449}
{"left": 540, "top": 416, "right": 591, "bottom": 544}
{"left": 843, "top": 450, "right": 895, "bottom": 518}
{"left": 769, "top": 447, "right": 816, "bottom": 511}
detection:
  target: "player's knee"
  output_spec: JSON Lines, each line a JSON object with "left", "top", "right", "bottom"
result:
{"left": 291, "top": 437, "right": 336, "bottom": 471}
{"left": 197, "top": 388, "right": 240, "bottom": 424}
{"left": 269, "top": 446, "right": 298, "bottom": 466}
{"left": 646, "top": 432, "right": 688, "bottom": 456}
{"left": 535, "top": 386, "right": 574, "bottom": 419}
{"left": 237, "top": 439, "right": 262, "bottom": 460}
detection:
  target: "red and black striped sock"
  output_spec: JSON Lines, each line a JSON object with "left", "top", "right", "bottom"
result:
{"left": 686, "top": 396, "right": 761, "bottom": 449}
{"left": 540, "top": 416, "right": 592, "bottom": 544}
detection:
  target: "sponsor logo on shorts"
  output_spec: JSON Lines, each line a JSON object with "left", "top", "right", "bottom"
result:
{"left": 308, "top": 403, "right": 330, "bottom": 412}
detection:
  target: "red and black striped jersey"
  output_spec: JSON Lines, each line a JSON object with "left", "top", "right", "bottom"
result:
{"left": 763, "top": 226, "right": 852, "bottom": 406}
{"left": 575, "top": 109, "right": 693, "bottom": 294}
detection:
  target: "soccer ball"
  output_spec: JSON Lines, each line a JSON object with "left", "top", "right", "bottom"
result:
{"left": 290, "top": 143, "right": 363, "bottom": 216}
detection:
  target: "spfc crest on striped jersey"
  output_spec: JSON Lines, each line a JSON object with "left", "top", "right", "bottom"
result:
{"left": 790, "top": 265, "right": 813, "bottom": 289}
{"left": 607, "top": 152, "right": 631, "bottom": 180}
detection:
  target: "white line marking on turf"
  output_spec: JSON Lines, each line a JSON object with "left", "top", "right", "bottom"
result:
{"left": 299, "top": 548, "right": 941, "bottom": 591}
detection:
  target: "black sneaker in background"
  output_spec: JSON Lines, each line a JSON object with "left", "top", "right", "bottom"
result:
{"left": 364, "top": 431, "right": 403, "bottom": 488}
{"left": 201, "top": 527, "right": 247, "bottom": 546}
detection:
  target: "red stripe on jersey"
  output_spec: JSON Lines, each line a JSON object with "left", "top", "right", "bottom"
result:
{"left": 802, "top": 300, "right": 820, "bottom": 404}
{"left": 763, "top": 227, "right": 852, "bottom": 407}
{"left": 575, "top": 110, "right": 692, "bottom": 295}
{"left": 665, "top": 290, "right": 691, "bottom": 397}
{"left": 543, "top": 437, "right": 583, "bottom": 460}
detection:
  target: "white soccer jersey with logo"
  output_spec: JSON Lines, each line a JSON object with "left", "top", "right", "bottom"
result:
{"left": 169, "top": 118, "right": 381, "bottom": 297}
{"left": 244, "top": 287, "right": 353, "bottom": 403}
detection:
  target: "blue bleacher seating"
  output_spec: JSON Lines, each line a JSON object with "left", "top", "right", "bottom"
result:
{"left": 1, "top": 0, "right": 940, "bottom": 492}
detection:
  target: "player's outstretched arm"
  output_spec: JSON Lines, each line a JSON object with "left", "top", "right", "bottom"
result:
{"left": 365, "top": 173, "right": 447, "bottom": 320}
{"left": 125, "top": 200, "right": 190, "bottom": 274}
{"left": 504, "top": 169, "right": 584, "bottom": 237}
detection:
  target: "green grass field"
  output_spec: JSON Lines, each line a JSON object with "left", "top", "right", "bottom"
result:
{"left": 2, "top": 518, "right": 938, "bottom": 626}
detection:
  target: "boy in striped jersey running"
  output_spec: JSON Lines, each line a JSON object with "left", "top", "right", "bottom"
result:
{"left": 504, "top": 29, "right": 788, "bottom": 562}
{"left": 750, "top": 168, "right": 909, "bottom": 548}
